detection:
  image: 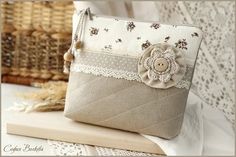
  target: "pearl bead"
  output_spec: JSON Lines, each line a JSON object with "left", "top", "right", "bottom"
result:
{"left": 63, "top": 52, "right": 74, "bottom": 62}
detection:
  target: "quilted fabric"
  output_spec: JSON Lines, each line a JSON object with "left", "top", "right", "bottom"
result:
{"left": 64, "top": 72, "right": 188, "bottom": 139}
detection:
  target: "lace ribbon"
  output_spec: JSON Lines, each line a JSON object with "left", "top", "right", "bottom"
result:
{"left": 71, "top": 51, "right": 193, "bottom": 89}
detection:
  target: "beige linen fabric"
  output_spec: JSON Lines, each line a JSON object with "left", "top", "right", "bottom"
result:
{"left": 65, "top": 3, "right": 203, "bottom": 139}
{"left": 64, "top": 72, "right": 189, "bottom": 139}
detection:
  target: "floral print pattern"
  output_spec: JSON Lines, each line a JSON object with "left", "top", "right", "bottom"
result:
{"left": 89, "top": 27, "right": 99, "bottom": 36}
{"left": 164, "top": 36, "right": 170, "bottom": 42}
{"left": 115, "top": 38, "right": 122, "bottom": 43}
{"left": 86, "top": 21, "right": 197, "bottom": 54}
{"left": 103, "top": 45, "right": 112, "bottom": 52}
{"left": 104, "top": 28, "right": 109, "bottom": 32}
{"left": 141, "top": 40, "right": 151, "bottom": 50}
{"left": 191, "top": 32, "right": 199, "bottom": 37}
{"left": 150, "top": 23, "right": 160, "bottom": 29}
{"left": 175, "top": 39, "right": 188, "bottom": 50}
{"left": 127, "top": 22, "right": 135, "bottom": 32}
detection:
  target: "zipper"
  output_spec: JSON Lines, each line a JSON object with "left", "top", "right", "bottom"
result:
{"left": 85, "top": 8, "right": 93, "bottom": 20}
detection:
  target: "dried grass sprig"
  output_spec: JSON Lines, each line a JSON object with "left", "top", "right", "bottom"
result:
{"left": 12, "top": 81, "right": 68, "bottom": 112}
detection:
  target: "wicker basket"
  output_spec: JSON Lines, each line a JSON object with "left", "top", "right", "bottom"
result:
{"left": 1, "top": 2, "right": 15, "bottom": 27}
{"left": 1, "top": 26, "right": 15, "bottom": 74}
{"left": 1, "top": 1, "right": 73, "bottom": 85}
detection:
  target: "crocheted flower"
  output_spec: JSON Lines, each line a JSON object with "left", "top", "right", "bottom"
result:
{"left": 138, "top": 43, "right": 186, "bottom": 89}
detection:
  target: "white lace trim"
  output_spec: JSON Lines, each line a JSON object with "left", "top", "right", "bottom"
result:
{"left": 71, "top": 63, "right": 141, "bottom": 81}
{"left": 176, "top": 79, "right": 191, "bottom": 89}
{"left": 71, "top": 63, "right": 192, "bottom": 89}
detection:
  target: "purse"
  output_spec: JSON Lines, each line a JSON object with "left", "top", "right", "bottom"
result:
{"left": 64, "top": 8, "right": 203, "bottom": 139}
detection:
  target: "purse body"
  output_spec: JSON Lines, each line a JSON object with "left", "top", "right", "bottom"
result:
{"left": 64, "top": 9, "right": 203, "bottom": 139}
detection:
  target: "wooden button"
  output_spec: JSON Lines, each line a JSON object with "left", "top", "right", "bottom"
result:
{"left": 154, "top": 58, "right": 168, "bottom": 72}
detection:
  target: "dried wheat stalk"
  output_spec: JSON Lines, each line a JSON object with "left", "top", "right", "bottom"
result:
{"left": 10, "top": 81, "right": 68, "bottom": 112}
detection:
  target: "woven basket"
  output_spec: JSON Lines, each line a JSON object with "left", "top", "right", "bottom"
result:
{"left": 1, "top": 1, "right": 73, "bottom": 85}
{"left": 1, "top": 2, "right": 14, "bottom": 26}
{"left": 1, "top": 27, "right": 15, "bottom": 74}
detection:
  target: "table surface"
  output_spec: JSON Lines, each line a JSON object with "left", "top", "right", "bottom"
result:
{"left": 1, "top": 83, "right": 157, "bottom": 156}
{"left": 1, "top": 83, "right": 55, "bottom": 156}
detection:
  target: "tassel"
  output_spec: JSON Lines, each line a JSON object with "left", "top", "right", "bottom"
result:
{"left": 63, "top": 61, "right": 70, "bottom": 74}
{"left": 63, "top": 8, "right": 92, "bottom": 74}
{"left": 10, "top": 81, "right": 68, "bottom": 112}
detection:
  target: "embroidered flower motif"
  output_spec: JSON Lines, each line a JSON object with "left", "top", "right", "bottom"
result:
{"left": 89, "top": 27, "right": 99, "bottom": 36}
{"left": 127, "top": 22, "right": 135, "bottom": 32}
{"left": 141, "top": 40, "right": 151, "bottom": 50}
{"left": 191, "top": 32, "right": 199, "bottom": 37}
{"left": 115, "top": 38, "right": 122, "bottom": 43}
{"left": 138, "top": 43, "right": 186, "bottom": 89}
{"left": 164, "top": 36, "right": 170, "bottom": 42}
{"left": 175, "top": 39, "right": 188, "bottom": 50}
{"left": 102, "top": 45, "right": 112, "bottom": 52}
{"left": 104, "top": 28, "right": 109, "bottom": 32}
{"left": 150, "top": 23, "right": 160, "bottom": 29}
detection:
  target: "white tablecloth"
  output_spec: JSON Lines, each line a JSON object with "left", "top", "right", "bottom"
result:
{"left": 143, "top": 92, "right": 234, "bottom": 156}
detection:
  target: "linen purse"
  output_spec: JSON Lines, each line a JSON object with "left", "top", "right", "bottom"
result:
{"left": 64, "top": 8, "right": 203, "bottom": 139}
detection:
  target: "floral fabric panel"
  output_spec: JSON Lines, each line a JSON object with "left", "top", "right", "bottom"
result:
{"left": 72, "top": 13, "right": 203, "bottom": 65}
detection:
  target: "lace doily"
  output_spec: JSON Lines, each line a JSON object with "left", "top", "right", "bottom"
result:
{"left": 154, "top": 1, "right": 235, "bottom": 123}
{"left": 47, "top": 140, "right": 155, "bottom": 156}
{"left": 48, "top": 140, "right": 87, "bottom": 156}
{"left": 95, "top": 146, "right": 155, "bottom": 156}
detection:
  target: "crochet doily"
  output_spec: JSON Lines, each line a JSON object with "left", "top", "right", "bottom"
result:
{"left": 154, "top": 1, "right": 235, "bottom": 123}
{"left": 138, "top": 43, "right": 186, "bottom": 89}
{"left": 47, "top": 140, "right": 155, "bottom": 156}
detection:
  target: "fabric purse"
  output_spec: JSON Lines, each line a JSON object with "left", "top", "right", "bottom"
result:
{"left": 64, "top": 8, "right": 203, "bottom": 139}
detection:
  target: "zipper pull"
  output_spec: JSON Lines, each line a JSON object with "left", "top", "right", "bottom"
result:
{"left": 64, "top": 7, "right": 92, "bottom": 74}
{"left": 85, "top": 8, "right": 93, "bottom": 20}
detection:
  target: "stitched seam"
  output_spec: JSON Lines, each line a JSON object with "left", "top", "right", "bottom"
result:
{"left": 95, "top": 89, "right": 186, "bottom": 124}
{"left": 138, "top": 113, "right": 184, "bottom": 132}
{"left": 65, "top": 80, "right": 136, "bottom": 116}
